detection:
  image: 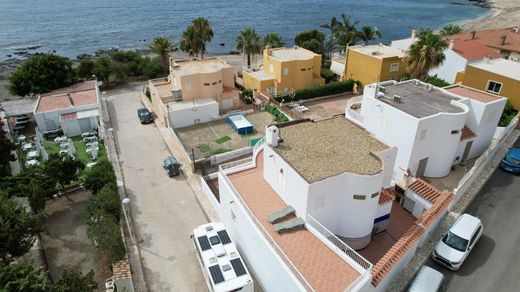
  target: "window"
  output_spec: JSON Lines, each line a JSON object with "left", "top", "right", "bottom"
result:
{"left": 209, "top": 235, "right": 221, "bottom": 245}
{"left": 283, "top": 68, "right": 289, "bottom": 75}
{"left": 487, "top": 80, "right": 502, "bottom": 94}
{"left": 418, "top": 129, "right": 427, "bottom": 141}
{"left": 203, "top": 83, "right": 210, "bottom": 86}
{"left": 451, "top": 130, "right": 459, "bottom": 134}
{"left": 212, "top": 82, "right": 217, "bottom": 85}
{"left": 371, "top": 192, "right": 379, "bottom": 199}
{"left": 185, "top": 82, "right": 192, "bottom": 91}
{"left": 353, "top": 195, "right": 366, "bottom": 200}
{"left": 390, "top": 63, "right": 400, "bottom": 73}
{"left": 300, "top": 68, "right": 306, "bottom": 71}
{"left": 218, "top": 80, "right": 222, "bottom": 83}
{"left": 442, "top": 232, "right": 468, "bottom": 252}
{"left": 284, "top": 87, "right": 288, "bottom": 93}
{"left": 269, "top": 64, "right": 274, "bottom": 73}
{"left": 469, "top": 226, "right": 482, "bottom": 248}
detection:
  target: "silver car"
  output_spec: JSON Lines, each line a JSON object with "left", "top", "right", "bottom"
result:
{"left": 408, "top": 265, "right": 444, "bottom": 292}
{"left": 432, "top": 213, "right": 483, "bottom": 270}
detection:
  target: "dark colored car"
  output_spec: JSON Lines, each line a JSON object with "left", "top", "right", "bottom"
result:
{"left": 137, "top": 108, "right": 154, "bottom": 124}
{"left": 500, "top": 147, "right": 520, "bottom": 173}
{"left": 163, "top": 156, "right": 181, "bottom": 177}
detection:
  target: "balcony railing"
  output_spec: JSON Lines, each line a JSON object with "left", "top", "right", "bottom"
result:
{"left": 307, "top": 215, "right": 372, "bottom": 271}
{"left": 345, "top": 96, "right": 364, "bottom": 125}
{"left": 219, "top": 169, "right": 314, "bottom": 291}
{"left": 149, "top": 77, "right": 169, "bottom": 85}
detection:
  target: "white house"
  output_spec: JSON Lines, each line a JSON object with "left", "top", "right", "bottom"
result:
{"left": 391, "top": 32, "right": 501, "bottom": 84}
{"left": 216, "top": 117, "right": 400, "bottom": 292}
{"left": 346, "top": 80, "right": 506, "bottom": 185}
{"left": 34, "top": 81, "right": 100, "bottom": 137}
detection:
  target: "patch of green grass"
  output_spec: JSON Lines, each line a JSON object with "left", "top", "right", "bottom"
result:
{"left": 214, "top": 136, "right": 231, "bottom": 144}
{"left": 197, "top": 144, "right": 210, "bottom": 153}
{"left": 240, "top": 131, "right": 256, "bottom": 137}
{"left": 44, "top": 137, "right": 105, "bottom": 166}
{"left": 213, "top": 148, "right": 231, "bottom": 155}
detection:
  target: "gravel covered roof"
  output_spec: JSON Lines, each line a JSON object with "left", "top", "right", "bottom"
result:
{"left": 274, "top": 118, "right": 388, "bottom": 182}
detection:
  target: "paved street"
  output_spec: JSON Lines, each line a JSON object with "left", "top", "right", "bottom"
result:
{"left": 425, "top": 139, "right": 520, "bottom": 292}
{"left": 105, "top": 83, "right": 208, "bottom": 291}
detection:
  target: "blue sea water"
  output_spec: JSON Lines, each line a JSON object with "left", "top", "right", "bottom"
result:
{"left": 0, "top": 0, "right": 491, "bottom": 60}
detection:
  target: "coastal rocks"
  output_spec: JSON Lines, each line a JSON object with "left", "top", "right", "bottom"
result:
{"left": 77, "top": 53, "right": 94, "bottom": 60}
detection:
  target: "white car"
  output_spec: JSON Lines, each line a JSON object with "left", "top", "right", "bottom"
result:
{"left": 432, "top": 213, "right": 483, "bottom": 270}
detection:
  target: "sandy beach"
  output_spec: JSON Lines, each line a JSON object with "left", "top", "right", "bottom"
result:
{"left": 462, "top": 0, "right": 520, "bottom": 31}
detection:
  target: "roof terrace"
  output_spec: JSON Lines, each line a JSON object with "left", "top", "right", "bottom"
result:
{"left": 225, "top": 153, "right": 364, "bottom": 291}
{"left": 170, "top": 57, "right": 232, "bottom": 75}
{"left": 274, "top": 118, "right": 388, "bottom": 182}
{"left": 349, "top": 44, "right": 405, "bottom": 59}
{"left": 378, "top": 80, "right": 464, "bottom": 118}
{"left": 445, "top": 84, "right": 504, "bottom": 104}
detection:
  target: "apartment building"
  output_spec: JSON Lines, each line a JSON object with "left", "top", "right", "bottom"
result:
{"left": 148, "top": 57, "right": 240, "bottom": 128}
{"left": 346, "top": 80, "right": 506, "bottom": 185}
{"left": 338, "top": 44, "right": 406, "bottom": 87}
{"left": 242, "top": 46, "right": 324, "bottom": 95}
{"left": 456, "top": 58, "right": 520, "bottom": 109}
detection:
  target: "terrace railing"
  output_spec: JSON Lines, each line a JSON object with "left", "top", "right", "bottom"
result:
{"left": 219, "top": 169, "right": 314, "bottom": 291}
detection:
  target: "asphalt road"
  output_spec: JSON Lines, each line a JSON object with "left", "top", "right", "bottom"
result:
{"left": 425, "top": 139, "right": 520, "bottom": 292}
{"left": 104, "top": 83, "right": 208, "bottom": 291}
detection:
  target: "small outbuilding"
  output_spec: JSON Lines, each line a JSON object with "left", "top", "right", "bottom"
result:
{"left": 227, "top": 114, "right": 254, "bottom": 134}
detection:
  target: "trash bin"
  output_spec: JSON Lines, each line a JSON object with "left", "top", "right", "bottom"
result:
{"left": 163, "top": 156, "right": 181, "bottom": 177}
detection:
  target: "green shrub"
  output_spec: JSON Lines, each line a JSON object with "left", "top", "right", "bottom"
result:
{"left": 86, "top": 183, "right": 121, "bottom": 221}
{"left": 144, "top": 58, "right": 165, "bottom": 79}
{"left": 320, "top": 68, "right": 336, "bottom": 83}
{"left": 499, "top": 101, "right": 519, "bottom": 127}
{"left": 275, "top": 79, "right": 355, "bottom": 102}
{"left": 424, "top": 74, "right": 450, "bottom": 87}
{"left": 84, "top": 160, "right": 116, "bottom": 194}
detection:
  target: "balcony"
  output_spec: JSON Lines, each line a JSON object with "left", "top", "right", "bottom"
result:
{"left": 219, "top": 146, "right": 371, "bottom": 291}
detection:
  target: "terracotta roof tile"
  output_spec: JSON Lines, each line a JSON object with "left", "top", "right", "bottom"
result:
{"left": 408, "top": 178, "right": 443, "bottom": 203}
{"left": 378, "top": 188, "right": 395, "bottom": 205}
{"left": 450, "top": 27, "right": 520, "bottom": 53}
{"left": 450, "top": 38, "right": 501, "bottom": 61}
{"left": 36, "top": 81, "right": 98, "bottom": 112}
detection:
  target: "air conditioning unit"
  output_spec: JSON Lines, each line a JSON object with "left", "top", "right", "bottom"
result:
{"left": 371, "top": 51, "right": 379, "bottom": 56}
{"left": 293, "top": 45, "right": 299, "bottom": 50}
{"left": 426, "top": 84, "right": 433, "bottom": 91}
{"left": 393, "top": 95, "right": 402, "bottom": 103}
{"left": 412, "top": 80, "right": 419, "bottom": 86}
{"left": 172, "top": 88, "right": 182, "bottom": 99}
{"left": 379, "top": 86, "right": 386, "bottom": 93}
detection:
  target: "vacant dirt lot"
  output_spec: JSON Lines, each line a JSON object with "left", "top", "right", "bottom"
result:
{"left": 41, "top": 189, "right": 110, "bottom": 287}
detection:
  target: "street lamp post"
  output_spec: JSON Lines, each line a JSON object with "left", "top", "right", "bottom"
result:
{"left": 121, "top": 197, "right": 137, "bottom": 246}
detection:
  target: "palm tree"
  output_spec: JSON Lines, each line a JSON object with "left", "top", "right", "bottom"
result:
{"left": 263, "top": 33, "right": 285, "bottom": 48}
{"left": 180, "top": 26, "right": 197, "bottom": 57}
{"left": 191, "top": 17, "right": 213, "bottom": 59}
{"left": 321, "top": 16, "right": 339, "bottom": 60}
{"left": 405, "top": 28, "right": 448, "bottom": 80}
{"left": 336, "top": 14, "right": 359, "bottom": 51}
{"left": 149, "top": 37, "right": 173, "bottom": 68}
{"left": 236, "top": 28, "right": 262, "bottom": 68}
{"left": 440, "top": 24, "right": 462, "bottom": 37}
{"left": 357, "top": 26, "right": 382, "bottom": 45}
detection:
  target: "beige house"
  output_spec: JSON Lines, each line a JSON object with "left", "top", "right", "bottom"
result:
{"left": 149, "top": 57, "right": 240, "bottom": 128}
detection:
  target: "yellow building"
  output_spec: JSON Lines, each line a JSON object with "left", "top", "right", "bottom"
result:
{"left": 243, "top": 47, "right": 325, "bottom": 94}
{"left": 340, "top": 44, "right": 406, "bottom": 87}
{"left": 456, "top": 58, "right": 520, "bottom": 109}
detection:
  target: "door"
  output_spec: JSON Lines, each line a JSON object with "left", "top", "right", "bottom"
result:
{"left": 402, "top": 196, "right": 415, "bottom": 214}
{"left": 461, "top": 140, "right": 473, "bottom": 162}
{"left": 416, "top": 157, "right": 429, "bottom": 177}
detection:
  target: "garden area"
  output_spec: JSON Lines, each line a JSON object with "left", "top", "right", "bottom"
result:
{"left": 176, "top": 111, "right": 273, "bottom": 160}
{"left": 42, "top": 135, "right": 106, "bottom": 167}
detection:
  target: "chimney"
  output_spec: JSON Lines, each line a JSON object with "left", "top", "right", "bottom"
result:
{"left": 67, "top": 93, "right": 75, "bottom": 106}
{"left": 449, "top": 39, "right": 455, "bottom": 50}
{"left": 471, "top": 30, "right": 477, "bottom": 40}
{"left": 411, "top": 29, "right": 417, "bottom": 39}
{"left": 500, "top": 35, "right": 507, "bottom": 46}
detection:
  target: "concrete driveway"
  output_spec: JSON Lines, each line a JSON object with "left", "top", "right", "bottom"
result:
{"left": 104, "top": 83, "right": 207, "bottom": 291}
{"left": 425, "top": 138, "right": 520, "bottom": 292}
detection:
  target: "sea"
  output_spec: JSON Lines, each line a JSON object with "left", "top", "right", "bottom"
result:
{"left": 0, "top": 0, "right": 492, "bottom": 61}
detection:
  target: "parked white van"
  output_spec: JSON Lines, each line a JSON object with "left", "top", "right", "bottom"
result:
{"left": 432, "top": 213, "right": 483, "bottom": 270}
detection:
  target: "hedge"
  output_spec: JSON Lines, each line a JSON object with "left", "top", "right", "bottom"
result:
{"left": 265, "top": 104, "right": 289, "bottom": 123}
{"left": 275, "top": 79, "right": 355, "bottom": 102}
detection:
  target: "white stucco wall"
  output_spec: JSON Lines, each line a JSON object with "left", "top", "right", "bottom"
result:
{"left": 218, "top": 172, "right": 304, "bottom": 292}
{"left": 428, "top": 49, "right": 468, "bottom": 84}
{"left": 34, "top": 103, "right": 99, "bottom": 133}
{"left": 262, "top": 146, "right": 310, "bottom": 217}
{"left": 390, "top": 38, "right": 416, "bottom": 51}
{"left": 168, "top": 101, "right": 219, "bottom": 128}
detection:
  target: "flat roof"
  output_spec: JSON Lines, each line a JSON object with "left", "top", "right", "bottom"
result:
{"left": 167, "top": 97, "right": 218, "bottom": 111}
{"left": 468, "top": 58, "right": 520, "bottom": 82}
{"left": 349, "top": 44, "right": 405, "bottom": 59}
{"left": 171, "top": 58, "right": 232, "bottom": 75}
{"left": 1, "top": 98, "right": 37, "bottom": 116}
{"left": 445, "top": 85, "right": 503, "bottom": 103}
{"left": 244, "top": 69, "right": 275, "bottom": 81}
{"left": 228, "top": 154, "right": 361, "bottom": 291}
{"left": 36, "top": 81, "right": 98, "bottom": 113}
{"left": 379, "top": 81, "right": 464, "bottom": 118}
{"left": 269, "top": 47, "right": 319, "bottom": 62}
{"left": 274, "top": 118, "right": 387, "bottom": 182}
